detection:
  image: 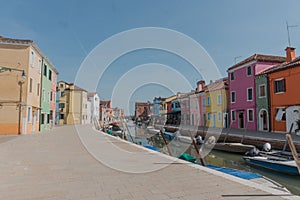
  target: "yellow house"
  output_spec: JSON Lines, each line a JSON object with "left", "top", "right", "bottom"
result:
{"left": 0, "top": 36, "right": 45, "bottom": 134}
{"left": 57, "top": 81, "right": 88, "bottom": 125}
{"left": 205, "top": 78, "right": 229, "bottom": 128}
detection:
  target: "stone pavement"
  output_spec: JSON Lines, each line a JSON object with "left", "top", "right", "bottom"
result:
{"left": 0, "top": 125, "right": 299, "bottom": 200}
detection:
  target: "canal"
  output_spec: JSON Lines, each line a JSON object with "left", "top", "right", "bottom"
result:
{"left": 124, "top": 124, "right": 300, "bottom": 195}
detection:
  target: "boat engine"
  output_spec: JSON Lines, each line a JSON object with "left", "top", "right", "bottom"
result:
{"left": 262, "top": 143, "right": 271, "bottom": 152}
{"left": 246, "top": 147, "right": 260, "bottom": 157}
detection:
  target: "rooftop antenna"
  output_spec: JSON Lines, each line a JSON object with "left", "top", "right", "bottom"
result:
{"left": 234, "top": 56, "right": 242, "bottom": 64}
{"left": 286, "top": 21, "right": 298, "bottom": 47}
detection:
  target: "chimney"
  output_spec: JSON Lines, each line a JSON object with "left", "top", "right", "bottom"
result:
{"left": 285, "top": 47, "right": 296, "bottom": 62}
{"left": 196, "top": 80, "right": 205, "bottom": 92}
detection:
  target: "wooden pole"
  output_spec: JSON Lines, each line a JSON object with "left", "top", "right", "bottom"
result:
{"left": 160, "top": 129, "right": 172, "bottom": 156}
{"left": 188, "top": 131, "right": 205, "bottom": 166}
{"left": 286, "top": 134, "right": 300, "bottom": 175}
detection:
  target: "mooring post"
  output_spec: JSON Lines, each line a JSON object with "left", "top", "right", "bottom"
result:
{"left": 286, "top": 134, "right": 300, "bottom": 175}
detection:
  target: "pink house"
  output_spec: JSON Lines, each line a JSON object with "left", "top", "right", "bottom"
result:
{"left": 196, "top": 80, "right": 207, "bottom": 127}
{"left": 50, "top": 69, "right": 58, "bottom": 127}
{"left": 227, "top": 54, "right": 285, "bottom": 130}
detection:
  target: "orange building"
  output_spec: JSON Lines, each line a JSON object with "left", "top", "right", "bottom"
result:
{"left": 265, "top": 47, "right": 300, "bottom": 133}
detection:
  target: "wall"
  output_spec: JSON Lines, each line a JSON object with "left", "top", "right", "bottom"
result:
{"left": 269, "top": 66, "right": 300, "bottom": 132}
{"left": 0, "top": 44, "right": 30, "bottom": 134}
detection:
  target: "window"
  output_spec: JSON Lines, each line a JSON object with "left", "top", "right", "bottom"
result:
{"left": 259, "top": 84, "right": 266, "bottom": 97}
{"left": 202, "top": 98, "right": 206, "bottom": 106}
{"left": 43, "top": 64, "right": 47, "bottom": 76}
{"left": 217, "top": 94, "right": 222, "bottom": 105}
{"left": 274, "top": 79, "right": 286, "bottom": 93}
{"left": 248, "top": 109, "right": 254, "bottom": 122}
{"left": 61, "top": 91, "right": 65, "bottom": 97}
{"left": 231, "top": 91, "right": 236, "bottom": 103}
{"left": 247, "top": 66, "right": 252, "bottom": 76}
{"left": 50, "top": 91, "right": 53, "bottom": 101}
{"left": 47, "top": 114, "right": 50, "bottom": 124}
{"left": 37, "top": 83, "right": 40, "bottom": 96}
{"left": 48, "top": 92, "right": 50, "bottom": 102}
{"left": 275, "top": 108, "right": 286, "bottom": 121}
{"left": 218, "top": 112, "right": 222, "bottom": 121}
{"left": 48, "top": 69, "right": 52, "bottom": 81}
{"left": 60, "top": 114, "right": 64, "bottom": 120}
{"left": 247, "top": 88, "right": 253, "bottom": 101}
{"left": 42, "top": 89, "right": 45, "bottom": 101}
{"left": 36, "top": 109, "right": 39, "bottom": 122}
{"left": 231, "top": 110, "right": 236, "bottom": 121}
{"left": 60, "top": 83, "right": 64, "bottom": 88}
{"left": 207, "top": 96, "right": 211, "bottom": 105}
{"left": 59, "top": 103, "right": 65, "bottom": 108}
{"left": 30, "top": 51, "right": 34, "bottom": 67}
{"left": 230, "top": 72, "right": 234, "bottom": 80}
{"left": 41, "top": 113, "right": 45, "bottom": 124}
{"left": 27, "top": 107, "right": 31, "bottom": 122}
{"left": 29, "top": 78, "right": 33, "bottom": 93}
{"left": 207, "top": 113, "right": 211, "bottom": 120}
{"left": 38, "top": 59, "right": 42, "bottom": 73}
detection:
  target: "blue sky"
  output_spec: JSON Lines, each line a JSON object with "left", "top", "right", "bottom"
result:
{"left": 1, "top": 0, "right": 300, "bottom": 113}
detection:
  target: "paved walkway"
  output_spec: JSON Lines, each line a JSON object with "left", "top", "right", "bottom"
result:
{"left": 0, "top": 125, "right": 299, "bottom": 200}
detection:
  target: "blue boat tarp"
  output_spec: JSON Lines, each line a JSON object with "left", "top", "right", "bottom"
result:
{"left": 144, "top": 145, "right": 158, "bottom": 151}
{"left": 206, "top": 165, "right": 262, "bottom": 180}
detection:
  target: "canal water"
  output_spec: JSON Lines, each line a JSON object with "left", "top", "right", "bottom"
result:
{"left": 124, "top": 124, "right": 300, "bottom": 195}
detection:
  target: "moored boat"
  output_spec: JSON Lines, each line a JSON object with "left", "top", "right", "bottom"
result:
{"left": 213, "top": 142, "right": 255, "bottom": 154}
{"left": 243, "top": 155, "right": 300, "bottom": 175}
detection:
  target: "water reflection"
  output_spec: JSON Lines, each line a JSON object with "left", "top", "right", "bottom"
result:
{"left": 124, "top": 124, "right": 300, "bottom": 196}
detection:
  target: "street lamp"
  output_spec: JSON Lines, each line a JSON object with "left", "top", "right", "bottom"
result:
{"left": 0, "top": 65, "right": 26, "bottom": 134}
{"left": 0, "top": 66, "right": 26, "bottom": 78}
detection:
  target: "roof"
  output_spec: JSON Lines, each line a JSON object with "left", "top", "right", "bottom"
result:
{"left": 227, "top": 54, "right": 285, "bottom": 71}
{"left": 0, "top": 36, "right": 59, "bottom": 74}
{"left": 259, "top": 56, "right": 300, "bottom": 75}
{"left": 66, "top": 83, "right": 87, "bottom": 92}
{"left": 87, "top": 92, "right": 98, "bottom": 97}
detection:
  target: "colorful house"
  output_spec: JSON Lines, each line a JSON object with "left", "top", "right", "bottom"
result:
{"left": 205, "top": 78, "right": 229, "bottom": 128}
{"left": 56, "top": 81, "right": 88, "bottom": 125}
{"left": 195, "top": 80, "right": 207, "bottom": 127}
{"left": 0, "top": 36, "right": 54, "bottom": 134}
{"left": 40, "top": 59, "right": 58, "bottom": 131}
{"left": 263, "top": 47, "right": 300, "bottom": 133}
{"left": 227, "top": 54, "right": 285, "bottom": 130}
{"left": 254, "top": 72, "right": 270, "bottom": 131}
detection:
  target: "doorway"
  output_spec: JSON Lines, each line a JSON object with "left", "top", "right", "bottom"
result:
{"left": 238, "top": 111, "right": 244, "bottom": 129}
{"left": 259, "top": 109, "right": 269, "bottom": 131}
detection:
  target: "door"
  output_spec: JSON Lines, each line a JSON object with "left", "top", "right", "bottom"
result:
{"left": 213, "top": 113, "right": 216, "bottom": 128}
{"left": 238, "top": 111, "right": 244, "bottom": 129}
{"left": 259, "top": 109, "right": 269, "bottom": 131}
{"left": 32, "top": 110, "right": 35, "bottom": 132}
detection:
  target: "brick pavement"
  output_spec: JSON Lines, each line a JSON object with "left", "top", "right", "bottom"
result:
{"left": 0, "top": 125, "right": 298, "bottom": 200}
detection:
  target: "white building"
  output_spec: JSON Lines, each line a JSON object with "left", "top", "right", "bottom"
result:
{"left": 87, "top": 92, "right": 100, "bottom": 124}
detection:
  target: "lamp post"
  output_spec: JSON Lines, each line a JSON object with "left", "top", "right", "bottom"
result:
{"left": 0, "top": 66, "right": 26, "bottom": 135}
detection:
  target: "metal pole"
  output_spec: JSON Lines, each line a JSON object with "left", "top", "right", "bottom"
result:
{"left": 18, "top": 81, "right": 23, "bottom": 135}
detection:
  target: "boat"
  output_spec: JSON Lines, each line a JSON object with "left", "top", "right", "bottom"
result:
{"left": 213, "top": 142, "right": 256, "bottom": 154}
{"left": 243, "top": 155, "right": 300, "bottom": 175}
{"left": 146, "top": 126, "right": 160, "bottom": 135}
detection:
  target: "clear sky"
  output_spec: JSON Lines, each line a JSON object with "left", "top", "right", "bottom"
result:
{"left": 1, "top": 0, "right": 300, "bottom": 113}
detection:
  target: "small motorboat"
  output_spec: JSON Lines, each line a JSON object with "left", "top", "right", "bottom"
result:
{"left": 213, "top": 142, "right": 256, "bottom": 154}
{"left": 243, "top": 154, "right": 299, "bottom": 175}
